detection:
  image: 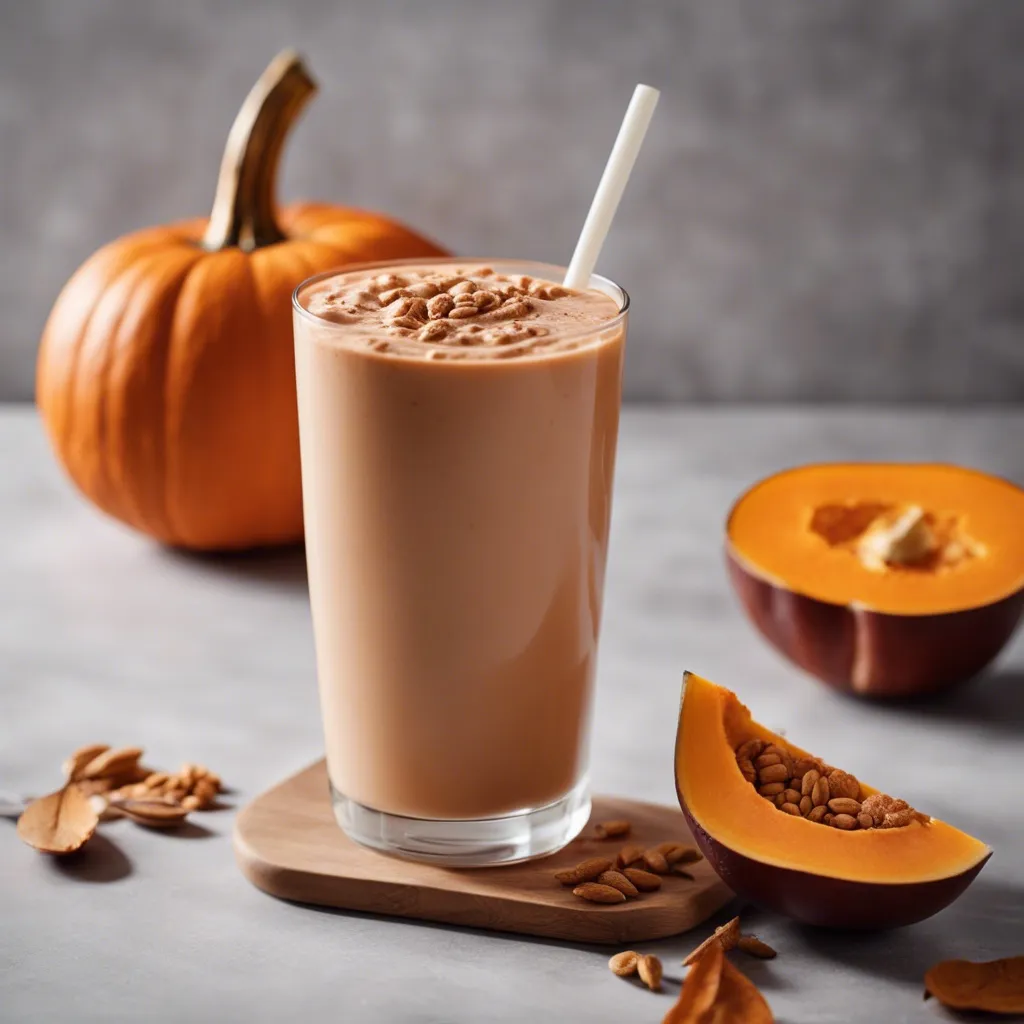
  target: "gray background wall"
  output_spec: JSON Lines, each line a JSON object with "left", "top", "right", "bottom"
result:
{"left": 2, "top": 0, "right": 1023, "bottom": 402}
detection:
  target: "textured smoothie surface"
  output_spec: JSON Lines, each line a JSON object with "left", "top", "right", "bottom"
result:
{"left": 301, "top": 263, "right": 622, "bottom": 358}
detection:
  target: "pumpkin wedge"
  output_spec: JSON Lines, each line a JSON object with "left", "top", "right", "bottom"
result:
{"left": 727, "top": 463, "right": 1024, "bottom": 697}
{"left": 676, "top": 673, "right": 991, "bottom": 929}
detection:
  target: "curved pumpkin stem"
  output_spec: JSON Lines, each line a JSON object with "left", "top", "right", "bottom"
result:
{"left": 203, "top": 50, "right": 317, "bottom": 251}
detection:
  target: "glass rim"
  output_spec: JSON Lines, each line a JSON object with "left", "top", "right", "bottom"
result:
{"left": 291, "top": 257, "right": 630, "bottom": 344}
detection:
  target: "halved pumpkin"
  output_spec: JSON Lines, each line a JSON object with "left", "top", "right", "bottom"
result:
{"left": 727, "top": 463, "right": 1024, "bottom": 697}
{"left": 676, "top": 672, "right": 991, "bottom": 929}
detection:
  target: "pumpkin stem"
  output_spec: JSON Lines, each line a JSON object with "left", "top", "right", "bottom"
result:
{"left": 203, "top": 50, "right": 316, "bottom": 252}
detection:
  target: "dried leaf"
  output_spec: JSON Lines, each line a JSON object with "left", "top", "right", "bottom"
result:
{"left": 664, "top": 942, "right": 723, "bottom": 1023}
{"left": 107, "top": 798, "right": 191, "bottom": 829}
{"left": 78, "top": 746, "right": 144, "bottom": 781}
{"left": 737, "top": 935, "right": 777, "bottom": 960}
{"left": 683, "top": 917, "right": 741, "bottom": 965}
{"left": 62, "top": 743, "right": 110, "bottom": 781}
{"left": 924, "top": 956, "right": 1024, "bottom": 1014}
{"left": 16, "top": 784, "right": 98, "bottom": 854}
{"left": 707, "top": 957, "right": 774, "bottom": 1023}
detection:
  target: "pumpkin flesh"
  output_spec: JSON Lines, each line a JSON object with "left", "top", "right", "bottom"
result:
{"left": 727, "top": 463, "right": 1024, "bottom": 616}
{"left": 725, "top": 463, "right": 1024, "bottom": 696}
{"left": 676, "top": 673, "right": 991, "bottom": 927}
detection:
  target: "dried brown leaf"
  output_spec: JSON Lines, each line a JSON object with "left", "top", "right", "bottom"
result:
{"left": 16, "top": 784, "right": 98, "bottom": 854}
{"left": 711, "top": 956, "right": 774, "bottom": 1023}
{"left": 78, "top": 746, "right": 144, "bottom": 781}
{"left": 663, "top": 941, "right": 723, "bottom": 1024}
{"left": 62, "top": 744, "right": 110, "bottom": 781}
{"left": 924, "top": 956, "right": 1024, "bottom": 1014}
{"left": 682, "top": 916, "right": 741, "bottom": 965}
{"left": 737, "top": 935, "right": 777, "bottom": 959}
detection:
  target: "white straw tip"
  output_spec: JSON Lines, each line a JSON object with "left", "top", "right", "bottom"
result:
{"left": 563, "top": 83, "right": 660, "bottom": 290}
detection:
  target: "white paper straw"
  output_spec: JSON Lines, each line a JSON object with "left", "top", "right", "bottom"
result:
{"left": 563, "top": 84, "right": 660, "bottom": 290}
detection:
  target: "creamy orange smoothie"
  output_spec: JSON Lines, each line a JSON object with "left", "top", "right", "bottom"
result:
{"left": 293, "top": 260, "right": 626, "bottom": 863}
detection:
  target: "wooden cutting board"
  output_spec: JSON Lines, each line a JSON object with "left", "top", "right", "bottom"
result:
{"left": 233, "top": 760, "right": 732, "bottom": 944}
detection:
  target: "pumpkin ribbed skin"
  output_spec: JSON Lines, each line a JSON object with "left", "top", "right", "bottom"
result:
{"left": 36, "top": 52, "right": 447, "bottom": 551}
{"left": 37, "top": 205, "right": 446, "bottom": 550}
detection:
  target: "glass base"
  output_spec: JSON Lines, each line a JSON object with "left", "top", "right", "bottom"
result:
{"left": 331, "top": 777, "right": 591, "bottom": 867}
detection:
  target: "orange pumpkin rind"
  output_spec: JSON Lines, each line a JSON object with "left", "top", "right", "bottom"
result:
{"left": 37, "top": 52, "right": 447, "bottom": 551}
{"left": 676, "top": 672, "right": 992, "bottom": 929}
{"left": 726, "top": 463, "right": 1024, "bottom": 698}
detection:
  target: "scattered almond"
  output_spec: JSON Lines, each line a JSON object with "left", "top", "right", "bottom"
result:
{"left": 598, "top": 870, "right": 640, "bottom": 898}
{"left": 572, "top": 882, "right": 626, "bottom": 904}
{"left": 643, "top": 849, "right": 670, "bottom": 873}
{"left": 594, "top": 819, "right": 631, "bottom": 840}
{"left": 617, "top": 843, "right": 645, "bottom": 869}
{"left": 107, "top": 799, "right": 191, "bottom": 829}
{"left": 637, "top": 953, "right": 663, "bottom": 992}
{"left": 623, "top": 867, "right": 662, "bottom": 892}
{"left": 554, "top": 857, "right": 614, "bottom": 886}
{"left": 608, "top": 950, "right": 639, "bottom": 977}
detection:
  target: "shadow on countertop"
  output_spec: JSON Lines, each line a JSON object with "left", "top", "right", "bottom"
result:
{"left": 881, "top": 670, "right": 1024, "bottom": 734}
{"left": 800, "top": 875, "right": 1024, "bottom": 987}
{"left": 160, "top": 544, "right": 308, "bottom": 592}
{"left": 48, "top": 832, "right": 132, "bottom": 883}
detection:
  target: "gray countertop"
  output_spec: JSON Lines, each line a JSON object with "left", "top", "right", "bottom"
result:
{"left": 2, "top": 404, "right": 1022, "bottom": 1024}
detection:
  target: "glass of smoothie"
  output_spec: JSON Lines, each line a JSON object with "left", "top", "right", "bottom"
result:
{"left": 292, "top": 259, "right": 627, "bottom": 866}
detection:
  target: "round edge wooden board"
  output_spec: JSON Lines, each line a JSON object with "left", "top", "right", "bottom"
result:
{"left": 233, "top": 760, "right": 733, "bottom": 944}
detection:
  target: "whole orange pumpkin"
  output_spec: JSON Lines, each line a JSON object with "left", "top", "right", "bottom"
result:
{"left": 37, "top": 50, "right": 447, "bottom": 550}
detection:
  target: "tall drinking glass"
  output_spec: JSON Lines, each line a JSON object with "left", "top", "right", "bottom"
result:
{"left": 293, "top": 259, "right": 627, "bottom": 865}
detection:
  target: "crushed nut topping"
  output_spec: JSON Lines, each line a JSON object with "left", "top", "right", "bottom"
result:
{"left": 303, "top": 263, "right": 620, "bottom": 359}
